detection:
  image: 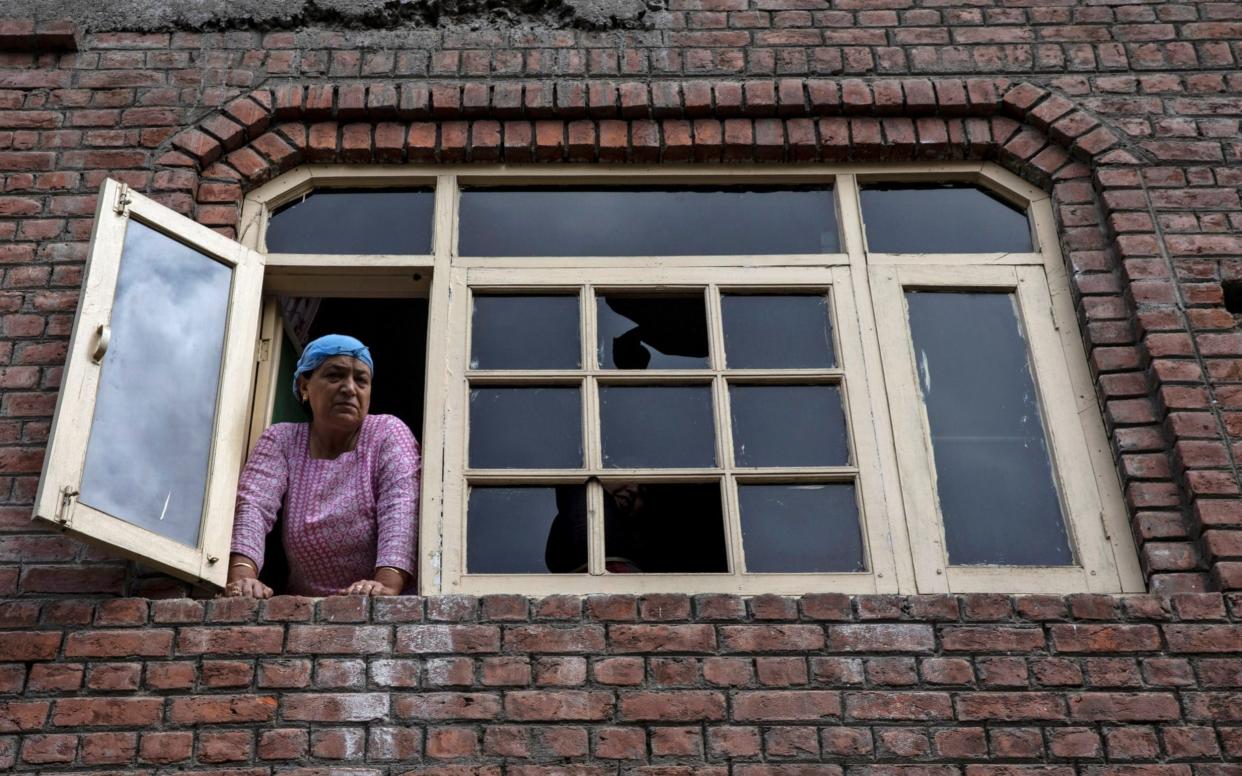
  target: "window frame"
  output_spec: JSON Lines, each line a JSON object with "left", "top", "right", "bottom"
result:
{"left": 37, "top": 162, "right": 1139, "bottom": 594}
{"left": 33, "top": 180, "right": 265, "bottom": 587}
{"left": 239, "top": 162, "right": 1141, "bottom": 596}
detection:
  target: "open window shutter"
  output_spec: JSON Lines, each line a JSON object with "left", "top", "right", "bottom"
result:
{"left": 33, "top": 179, "right": 266, "bottom": 588}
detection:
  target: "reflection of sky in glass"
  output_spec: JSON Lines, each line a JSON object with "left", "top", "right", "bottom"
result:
{"left": 78, "top": 220, "right": 232, "bottom": 547}
{"left": 906, "top": 292, "right": 1071, "bottom": 566}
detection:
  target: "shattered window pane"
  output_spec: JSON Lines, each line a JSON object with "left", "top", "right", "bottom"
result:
{"left": 597, "top": 294, "right": 709, "bottom": 370}
{"left": 266, "top": 189, "right": 434, "bottom": 254}
{"left": 600, "top": 482, "right": 729, "bottom": 573}
{"left": 469, "top": 486, "right": 587, "bottom": 574}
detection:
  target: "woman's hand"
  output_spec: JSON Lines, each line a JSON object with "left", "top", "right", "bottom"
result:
{"left": 338, "top": 578, "right": 401, "bottom": 596}
{"left": 224, "top": 577, "right": 273, "bottom": 598}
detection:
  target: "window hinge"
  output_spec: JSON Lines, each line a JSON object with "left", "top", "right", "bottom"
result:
{"left": 256, "top": 338, "right": 272, "bottom": 363}
{"left": 55, "top": 487, "right": 78, "bottom": 527}
{"left": 113, "top": 182, "right": 131, "bottom": 216}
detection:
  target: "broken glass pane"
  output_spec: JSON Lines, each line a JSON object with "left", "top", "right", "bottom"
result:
{"left": 600, "top": 386, "right": 715, "bottom": 468}
{"left": 471, "top": 295, "right": 580, "bottom": 370}
{"left": 469, "top": 387, "right": 582, "bottom": 469}
{"left": 601, "top": 482, "right": 728, "bottom": 573}
{"left": 458, "top": 186, "right": 839, "bottom": 256}
{"left": 722, "top": 294, "right": 835, "bottom": 369}
{"left": 738, "top": 484, "right": 865, "bottom": 572}
{"left": 78, "top": 220, "right": 232, "bottom": 547}
{"left": 860, "top": 184, "right": 1033, "bottom": 254}
{"left": 905, "top": 291, "right": 1072, "bottom": 566}
{"left": 597, "top": 295, "right": 709, "bottom": 370}
{"left": 730, "top": 385, "right": 849, "bottom": 467}
{"left": 468, "top": 485, "right": 587, "bottom": 573}
{"left": 265, "top": 189, "right": 434, "bottom": 254}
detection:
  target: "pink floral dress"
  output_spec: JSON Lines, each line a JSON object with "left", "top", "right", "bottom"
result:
{"left": 230, "top": 414, "right": 420, "bottom": 596}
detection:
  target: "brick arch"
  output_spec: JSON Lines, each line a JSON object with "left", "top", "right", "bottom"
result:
{"left": 157, "top": 78, "right": 1239, "bottom": 594}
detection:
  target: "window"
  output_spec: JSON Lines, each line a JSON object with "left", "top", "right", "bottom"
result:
{"left": 35, "top": 165, "right": 1142, "bottom": 595}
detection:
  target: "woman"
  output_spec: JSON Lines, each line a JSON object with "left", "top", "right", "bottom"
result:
{"left": 224, "top": 334, "right": 420, "bottom": 598}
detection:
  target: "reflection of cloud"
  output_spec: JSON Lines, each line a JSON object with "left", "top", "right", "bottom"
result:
{"left": 78, "top": 220, "right": 232, "bottom": 547}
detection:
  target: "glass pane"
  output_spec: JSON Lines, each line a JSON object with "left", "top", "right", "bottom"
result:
{"left": 468, "top": 486, "right": 587, "bottom": 573}
{"left": 860, "top": 184, "right": 1032, "bottom": 254}
{"left": 597, "top": 295, "right": 709, "bottom": 370}
{"left": 905, "top": 292, "right": 1072, "bottom": 566}
{"left": 265, "top": 189, "right": 434, "bottom": 254}
{"left": 730, "top": 385, "right": 849, "bottom": 467}
{"left": 739, "top": 484, "right": 865, "bottom": 572}
{"left": 722, "top": 294, "right": 835, "bottom": 369}
{"left": 602, "top": 483, "right": 728, "bottom": 573}
{"left": 471, "top": 295, "right": 580, "bottom": 370}
{"left": 458, "top": 186, "right": 839, "bottom": 256}
{"left": 78, "top": 220, "right": 232, "bottom": 547}
{"left": 469, "top": 387, "right": 582, "bottom": 469}
{"left": 600, "top": 386, "right": 715, "bottom": 468}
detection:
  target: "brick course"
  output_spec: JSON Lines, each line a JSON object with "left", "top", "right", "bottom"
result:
{"left": 0, "top": 594, "right": 1239, "bottom": 771}
{"left": 0, "top": 0, "right": 1239, "bottom": 616}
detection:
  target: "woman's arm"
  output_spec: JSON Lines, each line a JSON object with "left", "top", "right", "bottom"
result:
{"left": 344, "top": 416, "right": 420, "bottom": 595}
{"left": 225, "top": 426, "right": 289, "bottom": 597}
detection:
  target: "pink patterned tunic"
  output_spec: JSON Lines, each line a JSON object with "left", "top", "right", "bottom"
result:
{"left": 230, "top": 414, "right": 420, "bottom": 596}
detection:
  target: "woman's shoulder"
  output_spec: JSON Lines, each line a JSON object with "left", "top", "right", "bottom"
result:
{"left": 362, "top": 412, "right": 414, "bottom": 437}
{"left": 363, "top": 414, "right": 419, "bottom": 450}
{"left": 257, "top": 421, "right": 307, "bottom": 448}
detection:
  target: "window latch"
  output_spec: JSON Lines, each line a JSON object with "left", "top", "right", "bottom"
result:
{"left": 55, "top": 487, "right": 78, "bottom": 527}
{"left": 255, "top": 337, "right": 272, "bottom": 363}
{"left": 113, "top": 182, "right": 131, "bottom": 216}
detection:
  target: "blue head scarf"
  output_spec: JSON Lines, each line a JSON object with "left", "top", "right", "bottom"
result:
{"left": 291, "top": 334, "right": 375, "bottom": 399}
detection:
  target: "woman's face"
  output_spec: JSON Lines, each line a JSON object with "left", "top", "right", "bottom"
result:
{"left": 299, "top": 355, "right": 372, "bottom": 431}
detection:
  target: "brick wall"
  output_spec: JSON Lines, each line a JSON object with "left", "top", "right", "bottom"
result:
{"left": 5, "top": 6, "right": 1242, "bottom": 773}
{"left": 0, "top": 0, "right": 1240, "bottom": 600}
{"left": 2, "top": 592, "right": 1242, "bottom": 773}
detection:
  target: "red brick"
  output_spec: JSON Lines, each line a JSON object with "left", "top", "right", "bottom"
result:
{"left": 80, "top": 731, "right": 137, "bottom": 764}
{"left": 845, "top": 692, "right": 952, "bottom": 720}
{"left": 734, "top": 691, "right": 841, "bottom": 721}
{"left": 52, "top": 697, "right": 162, "bottom": 727}
{"left": 1051, "top": 625, "right": 1162, "bottom": 652}
{"left": 957, "top": 693, "right": 1067, "bottom": 721}
{"left": 177, "top": 626, "right": 283, "bottom": 655}
{"left": 396, "top": 692, "right": 502, "bottom": 721}
{"left": 505, "top": 690, "right": 612, "bottom": 721}
{"left": 139, "top": 731, "right": 193, "bottom": 764}
{"left": 21, "top": 733, "right": 77, "bottom": 764}
{"left": 167, "top": 695, "right": 277, "bottom": 724}
{"left": 619, "top": 691, "right": 726, "bottom": 721}
{"left": 1068, "top": 692, "right": 1181, "bottom": 721}
{"left": 0, "top": 630, "right": 61, "bottom": 660}
{"left": 504, "top": 625, "right": 603, "bottom": 653}
{"left": 828, "top": 625, "right": 934, "bottom": 653}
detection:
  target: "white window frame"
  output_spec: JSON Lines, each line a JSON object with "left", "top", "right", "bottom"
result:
{"left": 33, "top": 180, "right": 265, "bottom": 587}
{"left": 36, "top": 164, "right": 1143, "bottom": 595}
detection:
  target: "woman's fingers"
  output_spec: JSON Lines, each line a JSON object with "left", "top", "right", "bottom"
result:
{"left": 223, "top": 578, "right": 273, "bottom": 599}
{"left": 338, "top": 579, "right": 390, "bottom": 596}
